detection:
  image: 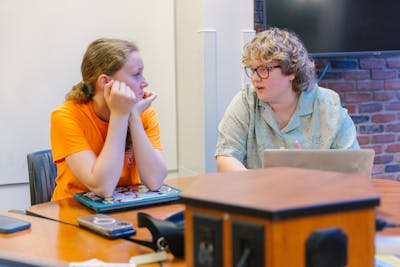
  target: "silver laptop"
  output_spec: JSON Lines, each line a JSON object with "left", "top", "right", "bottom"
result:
{"left": 262, "top": 149, "right": 375, "bottom": 178}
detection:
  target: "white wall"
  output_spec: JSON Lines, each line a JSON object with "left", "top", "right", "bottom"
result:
{"left": 175, "top": 0, "right": 254, "bottom": 175}
{"left": 0, "top": 0, "right": 176, "bottom": 211}
{"left": 175, "top": 0, "right": 205, "bottom": 176}
{"left": 0, "top": 184, "right": 30, "bottom": 212}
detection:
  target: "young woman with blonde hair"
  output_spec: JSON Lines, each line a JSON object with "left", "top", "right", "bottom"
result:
{"left": 51, "top": 38, "right": 167, "bottom": 200}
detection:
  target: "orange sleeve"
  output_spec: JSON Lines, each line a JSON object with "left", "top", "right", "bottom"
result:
{"left": 50, "top": 103, "right": 92, "bottom": 163}
{"left": 141, "top": 106, "right": 162, "bottom": 150}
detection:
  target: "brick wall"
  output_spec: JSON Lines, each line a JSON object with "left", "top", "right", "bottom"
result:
{"left": 315, "top": 57, "right": 400, "bottom": 180}
{"left": 254, "top": 2, "right": 400, "bottom": 181}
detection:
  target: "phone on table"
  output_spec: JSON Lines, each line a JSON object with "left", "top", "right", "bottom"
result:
{"left": 0, "top": 215, "right": 31, "bottom": 234}
{"left": 77, "top": 214, "right": 136, "bottom": 239}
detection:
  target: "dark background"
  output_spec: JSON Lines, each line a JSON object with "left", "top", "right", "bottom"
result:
{"left": 264, "top": 0, "right": 400, "bottom": 56}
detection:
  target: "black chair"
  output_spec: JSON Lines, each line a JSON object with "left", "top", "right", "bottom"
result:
{"left": 27, "top": 150, "right": 57, "bottom": 205}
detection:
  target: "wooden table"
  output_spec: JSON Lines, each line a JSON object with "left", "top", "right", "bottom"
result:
{"left": 2, "top": 177, "right": 193, "bottom": 266}
{"left": 1, "top": 177, "right": 399, "bottom": 265}
{"left": 26, "top": 177, "right": 400, "bottom": 235}
{"left": 373, "top": 178, "right": 400, "bottom": 236}
{"left": 0, "top": 211, "right": 159, "bottom": 266}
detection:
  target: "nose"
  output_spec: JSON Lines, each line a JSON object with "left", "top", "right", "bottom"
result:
{"left": 141, "top": 76, "right": 149, "bottom": 89}
{"left": 251, "top": 71, "right": 261, "bottom": 81}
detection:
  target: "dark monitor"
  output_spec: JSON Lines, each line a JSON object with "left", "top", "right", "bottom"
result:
{"left": 264, "top": 0, "right": 400, "bottom": 56}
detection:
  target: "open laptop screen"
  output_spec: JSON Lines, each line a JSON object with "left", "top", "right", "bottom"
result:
{"left": 262, "top": 149, "right": 375, "bottom": 178}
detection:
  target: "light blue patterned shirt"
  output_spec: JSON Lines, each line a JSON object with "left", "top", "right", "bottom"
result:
{"left": 215, "top": 84, "right": 359, "bottom": 169}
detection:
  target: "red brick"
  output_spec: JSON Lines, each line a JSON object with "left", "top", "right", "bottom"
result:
{"left": 374, "top": 154, "right": 394, "bottom": 164}
{"left": 384, "top": 80, "right": 400, "bottom": 89}
{"left": 344, "top": 70, "right": 370, "bottom": 80}
{"left": 338, "top": 92, "right": 346, "bottom": 101}
{"left": 386, "top": 124, "right": 400, "bottom": 132}
{"left": 318, "top": 71, "right": 343, "bottom": 80}
{"left": 386, "top": 57, "right": 400, "bottom": 68}
{"left": 344, "top": 93, "right": 372, "bottom": 103}
{"left": 359, "top": 103, "right": 383, "bottom": 113}
{"left": 372, "top": 164, "right": 385, "bottom": 175}
{"left": 327, "top": 81, "right": 356, "bottom": 92}
{"left": 318, "top": 82, "right": 328, "bottom": 88}
{"left": 357, "top": 80, "right": 384, "bottom": 90}
{"left": 314, "top": 59, "right": 330, "bottom": 69}
{"left": 371, "top": 69, "right": 397, "bottom": 80}
{"left": 371, "top": 134, "right": 396, "bottom": 144}
{"left": 357, "top": 135, "right": 370, "bottom": 145}
{"left": 371, "top": 113, "right": 396, "bottom": 123}
{"left": 386, "top": 144, "right": 400, "bottom": 153}
{"left": 331, "top": 59, "right": 358, "bottom": 69}
{"left": 360, "top": 58, "right": 385, "bottom": 69}
{"left": 385, "top": 164, "right": 400, "bottom": 173}
{"left": 362, "top": 145, "right": 383, "bottom": 154}
{"left": 359, "top": 125, "right": 384, "bottom": 134}
{"left": 385, "top": 102, "right": 400, "bottom": 111}
{"left": 255, "top": 25, "right": 263, "bottom": 33}
{"left": 343, "top": 104, "right": 356, "bottom": 114}
{"left": 374, "top": 91, "right": 395, "bottom": 101}
{"left": 395, "top": 153, "right": 400, "bottom": 162}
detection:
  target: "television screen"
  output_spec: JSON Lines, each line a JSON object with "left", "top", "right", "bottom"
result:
{"left": 265, "top": 0, "right": 400, "bottom": 56}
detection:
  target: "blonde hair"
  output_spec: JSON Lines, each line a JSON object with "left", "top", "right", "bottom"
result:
{"left": 242, "top": 27, "right": 316, "bottom": 93}
{"left": 66, "top": 38, "right": 139, "bottom": 102}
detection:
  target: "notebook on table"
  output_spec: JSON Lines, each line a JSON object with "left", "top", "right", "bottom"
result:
{"left": 262, "top": 149, "right": 375, "bottom": 178}
{"left": 74, "top": 184, "right": 181, "bottom": 213}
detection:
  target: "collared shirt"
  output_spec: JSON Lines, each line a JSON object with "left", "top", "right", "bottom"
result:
{"left": 215, "top": 84, "right": 359, "bottom": 169}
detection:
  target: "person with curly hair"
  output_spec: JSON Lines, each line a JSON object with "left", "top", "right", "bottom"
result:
{"left": 50, "top": 38, "right": 168, "bottom": 200}
{"left": 215, "top": 27, "right": 359, "bottom": 172}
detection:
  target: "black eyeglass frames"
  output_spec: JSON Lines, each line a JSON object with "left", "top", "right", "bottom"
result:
{"left": 244, "top": 65, "right": 280, "bottom": 79}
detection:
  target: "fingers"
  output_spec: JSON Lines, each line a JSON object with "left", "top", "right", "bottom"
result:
{"left": 143, "top": 93, "right": 157, "bottom": 103}
{"left": 139, "top": 90, "right": 157, "bottom": 106}
{"left": 294, "top": 140, "right": 302, "bottom": 149}
{"left": 130, "top": 93, "right": 157, "bottom": 117}
{"left": 110, "top": 81, "right": 136, "bottom": 100}
{"left": 104, "top": 80, "right": 137, "bottom": 116}
{"left": 140, "top": 93, "right": 157, "bottom": 110}
{"left": 142, "top": 90, "right": 153, "bottom": 99}
{"left": 103, "top": 80, "right": 115, "bottom": 98}
{"left": 139, "top": 93, "right": 157, "bottom": 110}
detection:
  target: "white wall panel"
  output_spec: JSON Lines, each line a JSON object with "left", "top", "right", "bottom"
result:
{"left": 0, "top": 0, "right": 177, "bottom": 185}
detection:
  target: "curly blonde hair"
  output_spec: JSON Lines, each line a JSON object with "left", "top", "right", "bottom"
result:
{"left": 242, "top": 27, "right": 316, "bottom": 93}
{"left": 66, "top": 38, "right": 138, "bottom": 102}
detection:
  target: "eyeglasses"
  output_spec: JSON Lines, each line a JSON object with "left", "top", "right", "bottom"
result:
{"left": 244, "top": 65, "right": 281, "bottom": 79}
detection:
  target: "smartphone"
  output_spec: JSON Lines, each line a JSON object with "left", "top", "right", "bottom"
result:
{"left": 77, "top": 214, "right": 136, "bottom": 239}
{"left": 0, "top": 215, "right": 31, "bottom": 234}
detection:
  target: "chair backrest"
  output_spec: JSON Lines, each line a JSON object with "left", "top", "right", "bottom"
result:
{"left": 27, "top": 149, "right": 57, "bottom": 205}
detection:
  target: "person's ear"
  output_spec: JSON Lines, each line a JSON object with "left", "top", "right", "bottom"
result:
{"left": 96, "top": 74, "right": 110, "bottom": 90}
{"left": 289, "top": 74, "right": 295, "bottom": 81}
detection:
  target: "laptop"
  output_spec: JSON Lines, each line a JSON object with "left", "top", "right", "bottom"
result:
{"left": 74, "top": 184, "right": 181, "bottom": 213}
{"left": 262, "top": 149, "right": 375, "bottom": 178}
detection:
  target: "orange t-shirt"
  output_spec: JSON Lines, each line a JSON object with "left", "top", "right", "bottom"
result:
{"left": 50, "top": 100, "right": 162, "bottom": 201}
